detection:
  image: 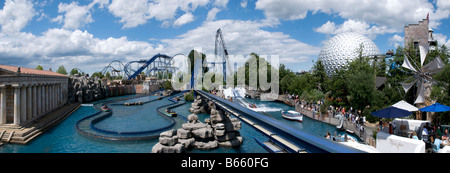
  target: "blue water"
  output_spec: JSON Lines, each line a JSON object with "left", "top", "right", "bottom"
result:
{"left": 0, "top": 106, "right": 158, "bottom": 153}
{"left": 94, "top": 98, "right": 173, "bottom": 133}
{"left": 242, "top": 98, "right": 355, "bottom": 139}
{"left": 0, "top": 94, "right": 350, "bottom": 153}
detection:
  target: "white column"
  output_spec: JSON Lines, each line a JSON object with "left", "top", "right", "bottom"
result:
{"left": 48, "top": 84, "right": 52, "bottom": 111}
{"left": 53, "top": 84, "right": 56, "bottom": 109}
{"left": 37, "top": 85, "right": 42, "bottom": 116}
{"left": 13, "top": 86, "right": 21, "bottom": 125}
{"left": 57, "top": 84, "right": 61, "bottom": 106}
{"left": 0, "top": 87, "right": 6, "bottom": 124}
{"left": 51, "top": 84, "right": 55, "bottom": 110}
{"left": 27, "top": 85, "right": 32, "bottom": 121}
{"left": 32, "top": 85, "right": 37, "bottom": 118}
{"left": 20, "top": 86, "right": 27, "bottom": 124}
{"left": 41, "top": 84, "right": 46, "bottom": 114}
{"left": 45, "top": 85, "right": 49, "bottom": 113}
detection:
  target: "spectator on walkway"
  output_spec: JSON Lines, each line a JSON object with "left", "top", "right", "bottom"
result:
{"left": 379, "top": 119, "right": 383, "bottom": 131}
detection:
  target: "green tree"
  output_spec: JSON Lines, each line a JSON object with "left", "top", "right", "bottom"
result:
{"left": 325, "top": 68, "right": 349, "bottom": 106}
{"left": 311, "top": 60, "right": 328, "bottom": 92}
{"left": 235, "top": 53, "right": 273, "bottom": 91}
{"left": 431, "top": 63, "right": 450, "bottom": 124}
{"left": 162, "top": 80, "right": 173, "bottom": 90}
{"left": 56, "top": 65, "right": 68, "bottom": 75}
{"left": 346, "top": 45, "right": 375, "bottom": 113}
{"left": 91, "top": 72, "right": 104, "bottom": 79}
{"left": 188, "top": 49, "right": 208, "bottom": 76}
{"left": 184, "top": 91, "right": 194, "bottom": 101}
{"left": 36, "top": 65, "right": 44, "bottom": 70}
{"left": 105, "top": 71, "right": 112, "bottom": 80}
{"left": 70, "top": 68, "right": 80, "bottom": 76}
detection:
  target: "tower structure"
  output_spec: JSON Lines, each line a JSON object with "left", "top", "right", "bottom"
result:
{"left": 404, "top": 14, "right": 437, "bottom": 50}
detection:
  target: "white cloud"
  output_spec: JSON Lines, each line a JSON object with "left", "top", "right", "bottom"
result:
{"left": 389, "top": 34, "right": 404, "bottom": 47}
{"left": 430, "top": 0, "right": 450, "bottom": 29}
{"left": 0, "top": 0, "right": 35, "bottom": 34}
{"left": 315, "top": 19, "right": 398, "bottom": 39}
{"left": 51, "top": 0, "right": 110, "bottom": 30}
{"left": 173, "top": 12, "right": 195, "bottom": 27}
{"left": 161, "top": 19, "right": 320, "bottom": 65}
{"left": 255, "top": 0, "right": 443, "bottom": 30}
{"left": 240, "top": 0, "right": 248, "bottom": 8}
{"left": 108, "top": 0, "right": 152, "bottom": 29}
{"left": 0, "top": 28, "right": 162, "bottom": 74}
{"left": 108, "top": 0, "right": 219, "bottom": 29}
{"left": 434, "top": 33, "right": 450, "bottom": 48}
{"left": 53, "top": 2, "right": 93, "bottom": 30}
{"left": 213, "top": 0, "right": 229, "bottom": 8}
{"left": 255, "top": 0, "right": 313, "bottom": 20}
{"left": 206, "top": 7, "right": 221, "bottom": 21}
{"left": 0, "top": 16, "right": 322, "bottom": 74}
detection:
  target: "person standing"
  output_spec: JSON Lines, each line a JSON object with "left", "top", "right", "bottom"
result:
{"left": 379, "top": 119, "right": 383, "bottom": 132}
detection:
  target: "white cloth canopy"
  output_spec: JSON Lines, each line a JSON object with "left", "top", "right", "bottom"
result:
{"left": 419, "top": 45, "right": 429, "bottom": 66}
{"left": 402, "top": 54, "right": 417, "bottom": 72}
{"left": 392, "top": 100, "right": 419, "bottom": 112}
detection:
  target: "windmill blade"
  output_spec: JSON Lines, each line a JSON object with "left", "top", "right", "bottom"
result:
{"left": 414, "top": 81, "right": 425, "bottom": 104}
{"left": 402, "top": 54, "right": 418, "bottom": 72}
{"left": 400, "top": 78, "right": 418, "bottom": 93}
{"left": 422, "top": 55, "right": 445, "bottom": 73}
{"left": 419, "top": 45, "right": 429, "bottom": 67}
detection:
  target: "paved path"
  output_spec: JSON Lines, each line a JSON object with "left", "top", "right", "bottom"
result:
{"left": 294, "top": 104, "right": 378, "bottom": 146}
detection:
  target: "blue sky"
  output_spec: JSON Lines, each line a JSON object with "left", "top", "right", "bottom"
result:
{"left": 0, "top": 0, "right": 449, "bottom": 75}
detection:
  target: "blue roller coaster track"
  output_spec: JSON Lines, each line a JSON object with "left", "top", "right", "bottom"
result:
{"left": 124, "top": 53, "right": 172, "bottom": 80}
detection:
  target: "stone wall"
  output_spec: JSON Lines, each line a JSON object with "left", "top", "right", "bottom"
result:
{"left": 67, "top": 75, "right": 163, "bottom": 103}
{"left": 68, "top": 75, "right": 106, "bottom": 103}
{"left": 405, "top": 19, "right": 429, "bottom": 48}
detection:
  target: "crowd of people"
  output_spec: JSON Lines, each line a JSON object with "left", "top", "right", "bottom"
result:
{"left": 417, "top": 123, "right": 449, "bottom": 152}
{"left": 287, "top": 93, "right": 368, "bottom": 141}
{"left": 288, "top": 93, "right": 366, "bottom": 126}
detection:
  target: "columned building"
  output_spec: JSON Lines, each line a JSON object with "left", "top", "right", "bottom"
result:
{"left": 0, "top": 65, "right": 69, "bottom": 126}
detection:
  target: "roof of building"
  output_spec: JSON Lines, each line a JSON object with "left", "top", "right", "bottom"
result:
{"left": 0, "top": 64, "right": 69, "bottom": 77}
{"left": 376, "top": 77, "right": 387, "bottom": 89}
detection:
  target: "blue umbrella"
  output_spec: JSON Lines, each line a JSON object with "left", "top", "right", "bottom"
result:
{"left": 419, "top": 103, "right": 450, "bottom": 112}
{"left": 371, "top": 106, "right": 412, "bottom": 118}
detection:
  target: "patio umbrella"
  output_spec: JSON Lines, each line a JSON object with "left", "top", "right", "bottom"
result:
{"left": 392, "top": 100, "right": 419, "bottom": 112}
{"left": 419, "top": 103, "right": 450, "bottom": 112}
{"left": 371, "top": 106, "right": 412, "bottom": 118}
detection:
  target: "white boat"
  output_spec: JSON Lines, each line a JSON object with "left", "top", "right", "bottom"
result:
{"left": 281, "top": 110, "right": 303, "bottom": 122}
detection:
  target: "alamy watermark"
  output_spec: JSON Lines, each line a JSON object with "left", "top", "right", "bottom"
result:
{"left": 171, "top": 48, "right": 279, "bottom": 101}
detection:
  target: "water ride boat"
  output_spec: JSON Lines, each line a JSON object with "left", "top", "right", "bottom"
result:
{"left": 100, "top": 105, "right": 111, "bottom": 112}
{"left": 281, "top": 110, "right": 303, "bottom": 122}
{"left": 249, "top": 104, "right": 257, "bottom": 109}
{"left": 165, "top": 109, "right": 177, "bottom": 117}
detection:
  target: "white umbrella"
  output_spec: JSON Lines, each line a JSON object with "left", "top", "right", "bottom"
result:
{"left": 392, "top": 100, "right": 419, "bottom": 112}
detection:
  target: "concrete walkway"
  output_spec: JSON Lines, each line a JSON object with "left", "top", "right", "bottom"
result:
{"left": 294, "top": 105, "right": 378, "bottom": 147}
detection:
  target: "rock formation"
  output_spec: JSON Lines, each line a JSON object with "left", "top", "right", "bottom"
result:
{"left": 152, "top": 97, "right": 243, "bottom": 153}
{"left": 151, "top": 129, "right": 186, "bottom": 153}
{"left": 188, "top": 96, "right": 206, "bottom": 114}
{"left": 68, "top": 74, "right": 106, "bottom": 103}
{"left": 207, "top": 103, "right": 243, "bottom": 148}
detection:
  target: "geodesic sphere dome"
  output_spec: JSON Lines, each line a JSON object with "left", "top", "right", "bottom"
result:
{"left": 318, "top": 32, "right": 380, "bottom": 76}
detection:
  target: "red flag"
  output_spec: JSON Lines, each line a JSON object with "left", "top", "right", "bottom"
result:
{"left": 427, "top": 13, "right": 429, "bottom": 21}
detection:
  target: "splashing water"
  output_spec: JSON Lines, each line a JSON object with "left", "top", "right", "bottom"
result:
{"left": 222, "top": 87, "right": 282, "bottom": 112}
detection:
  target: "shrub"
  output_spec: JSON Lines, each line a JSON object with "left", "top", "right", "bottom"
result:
{"left": 184, "top": 92, "right": 194, "bottom": 101}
